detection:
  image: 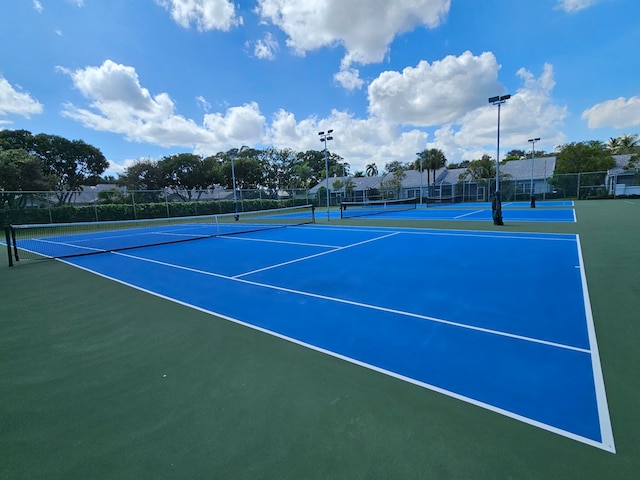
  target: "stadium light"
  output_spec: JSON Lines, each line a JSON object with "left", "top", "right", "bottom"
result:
{"left": 416, "top": 152, "right": 423, "bottom": 205}
{"left": 319, "top": 130, "right": 334, "bottom": 221}
{"left": 488, "top": 94, "right": 511, "bottom": 225}
{"left": 528, "top": 137, "right": 540, "bottom": 208}
{"left": 231, "top": 145, "right": 249, "bottom": 220}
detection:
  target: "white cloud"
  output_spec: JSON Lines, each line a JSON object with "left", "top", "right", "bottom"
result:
{"left": 425, "top": 64, "right": 567, "bottom": 161}
{"left": 252, "top": 33, "right": 280, "bottom": 60}
{"left": 556, "top": 0, "right": 600, "bottom": 13}
{"left": 155, "top": 0, "right": 242, "bottom": 32}
{"left": 367, "top": 51, "right": 501, "bottom": 126}
{"left": 268, "top": 109, "right": 427, "bottom": 173}
{"left": 58, "top": 56, "right": 568, "bottom": 175}
{"left": 60, "top": 60, "right": 266, "bottom": 153}
{"left": 256, "top": 0, "right": 450, "bottom": 66}
{"left": 0, "top": 76, "right": 44, "bottom": 118}
{"left": 581, "top": 97, "right": 640, "bottom": 129}
{"left": 334, "top": 63, "right": 364, "bottom": 91}
{"left": 70, "top": 0, "right": 85, "bottom": 6}
{"left": 201, "top": 102, "right": 266, "bottom": 149}
{"left": 33, "top": 1, "right": 43, "bottom": 13}
{"left": 196, "top": 95, "right": 211, "bottom": 112}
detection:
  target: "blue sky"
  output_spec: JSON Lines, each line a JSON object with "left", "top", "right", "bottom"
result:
{"left": 1, "top": 0, "right": 639, "bottom": 176}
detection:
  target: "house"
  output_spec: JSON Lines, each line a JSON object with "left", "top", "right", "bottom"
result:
{"left": 606, "top": 154, "right": 640, "bottom": 196}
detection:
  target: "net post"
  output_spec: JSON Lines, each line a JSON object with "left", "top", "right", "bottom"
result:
{"left": 5, "top": 226, "right": 13, "bottom": 267}
{"left": 10, "top": 226, "right": 19, "bottom": 262}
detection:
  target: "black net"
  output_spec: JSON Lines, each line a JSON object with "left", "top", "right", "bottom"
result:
{"left": 7, "top": 204, "right": 314, "bottom": 263}
{"left": 340, "top": 198, "right": 418, "bottom": 219}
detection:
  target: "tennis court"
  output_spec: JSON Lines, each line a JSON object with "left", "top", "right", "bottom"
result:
{"left": 3, "top": 200, "right": 639, "bottom": 479}
{"left": 337, "top": 199, "right": 576, "bottom": 222}
{"left": 5, "top": 211, "right": 613, "bottom": 450}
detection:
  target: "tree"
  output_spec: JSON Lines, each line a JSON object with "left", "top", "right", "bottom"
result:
{"left": 289, "top": 161, "right": 313, "bottom": 188}
{"left": 97, "top": 189, "right": 127, "bottom": 205}
{"left": 384, "top": 160, "right": 406, "bottom": 174}
{"left": 297, "top": 150, "right": 342, "bottom": 187}
{"left": 31, "top": 133, "right": 108, "bottom": 204}
{"left": 555, "top": 141, "right": 615, "bottom": 174}
{"left": 159, "top": 153, "right": 211, "bottom": 201}
{"left": 381, "top": 169, "right": 406, "bottom": 199}
{"left": 465, "top": 154, "right": 496, "bottom": 180}
{"left": 504, "top": 149, "right": 526, "bottom": 162}
{"left": 0, "top": 129, "right": 37, "bottom": 152}
{"left": 619, "top": 134, "right": 639, "bottom": 154}
{"left": 414, "top": 152, "right": 431, "bottom": 186}
{"left": 117, "top": 159, "right": 165, "bottom": 203}
{"left": 221, "top": 156, "right": 263, "bottom": 189}
{"left": 607, "top": 134, "right": 638, "bottom": 155}
{"left": 417, "top": 148, "right": 447, "bottom": 186}
{"left": 260, "top": 147, "right": 297, "bottom": 191}
{"left": 0, "top": 149, "right": 55, "bottom": 207}
{"left": 448, "top": 160, "right": 470, "bottom": 169}
{"left": 606, "top": 136, "right": 621, "bottom": 153}
{"left": 365, "top": 163, "right": 378, "bottom": 176}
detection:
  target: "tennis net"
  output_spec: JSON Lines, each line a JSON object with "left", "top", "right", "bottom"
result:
{"left": 340, "top": 198, "right": 418, "bottom": 219}
{"left": 5, "top": 204, "right": 314, "bottom": 265}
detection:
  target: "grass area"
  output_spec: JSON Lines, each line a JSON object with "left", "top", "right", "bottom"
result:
{"left": 1, "top": 200, "right": 638, "bottom": 479}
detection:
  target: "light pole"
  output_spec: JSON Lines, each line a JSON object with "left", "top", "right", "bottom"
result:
{"left": 488, "top": 94, "right": 511, "bottom": 225}
{"left": 231, "top": 145, "right": 249, "bottom": 220}
{"left": 318, "top": 130, "right": 334, "bottom": 221}
{"left": 528, "top": 137, "right": 540, "bottom": 208}
{"left": 416, "top": 152, "right": 424, "bottom": 205}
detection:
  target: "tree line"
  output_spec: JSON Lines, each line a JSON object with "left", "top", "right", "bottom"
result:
{"left": 0, "top": 129, "right": 108, "bottom": 207}
{"left": 2, "top": 128, "right": 638, "bottom": 208}
{"left": 0, "top": 129, "right": 348, "bottom": 206}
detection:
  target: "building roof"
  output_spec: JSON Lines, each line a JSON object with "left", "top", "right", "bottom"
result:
{"left": 501, "top": 156, "right": 557, "bottom": 180}
{"left": 309, "top": 175, "right": 384, "bottom": 193}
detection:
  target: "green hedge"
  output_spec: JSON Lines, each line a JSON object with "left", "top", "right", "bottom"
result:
{"left": 1, "top": 198, "right": 311, "bottom": 227}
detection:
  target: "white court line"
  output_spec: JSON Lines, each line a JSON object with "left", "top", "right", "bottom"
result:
{"left": 110, "top": 249, "right": 589, "bottom": 355}
{"left": 233, "top": 232, "right": 400, "bottom": 278}
{"left": 576, "top": 235, "right": 616, "bottom": 452}
{"left": 453, "top": 210, "right": 484, "bottom": 219}
{"left": 297, "top": 224, "right": 576, "bottom": 242}
{"left": 33, "top": 238, "right": 105, "bottom": 253}
{"left": 222, "top": 236, "right": 340, "bottom": 249}
{"left": 59, "top": 256, "right": 613, "bottom": 452}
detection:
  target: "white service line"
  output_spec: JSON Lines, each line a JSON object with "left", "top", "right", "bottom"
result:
{"left": 453, "top": 210, "right": 484, "bottom": 219}
{"left": 233, "top": 232, "right": 401, "bottom": 278}
{"left": 222, "top": 236, "right": 340, "bottom": 249}
{"left": 111, "top": 249, "right": 590, "bottom": 354}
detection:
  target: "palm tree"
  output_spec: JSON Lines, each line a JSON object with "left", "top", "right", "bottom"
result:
{"left": 424, "top": 148, "right": 447, "bottom": 188}
{"left": 606, "top": 137, "right": 621, "bottom": 153}
{"left": 414, "top": 151, "right": 431, "bottom": 187}
{"left": 619, "top": 134, "right": 639, "bottom": 154}
{"left": 365, "top": 163, "right": 378, "bottom": 176}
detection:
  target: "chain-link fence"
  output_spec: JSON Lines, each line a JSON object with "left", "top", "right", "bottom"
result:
{"left": 0, "top": 187, "right": 314, "bottom": 225}
{"left": 405, "top": 170, "right": 639, "bottom": 203}
{"left": 3, "top": 170, "right": 638, "bottom": 225}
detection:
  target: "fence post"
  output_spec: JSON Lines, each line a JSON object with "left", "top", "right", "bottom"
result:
{"left": 5, "top": 227, "right": 13, "bottom": 267}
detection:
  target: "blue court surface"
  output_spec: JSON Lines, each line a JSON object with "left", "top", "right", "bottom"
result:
{"left": 57, "top": 223, "right": 614, "bottom": 452}
{"left": 370, "top": 207, "right": 576, "bottom": 222}
{"left": 343, "top": 201, "right": 576, "bottom": 222}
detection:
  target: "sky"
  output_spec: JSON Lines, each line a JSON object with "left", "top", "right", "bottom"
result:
{"left": 1, "top": 0, "right": 639, "bottom": 177}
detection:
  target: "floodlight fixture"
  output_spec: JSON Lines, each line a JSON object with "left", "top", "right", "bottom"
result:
{"left": 488, "top": 93, "right": 511, "bottom": 225}
{"left": 528, "top": 138, "right": 541, "bottom": 208}
{"left": 318, "top": 130, "right": 335, "bottom": 221}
